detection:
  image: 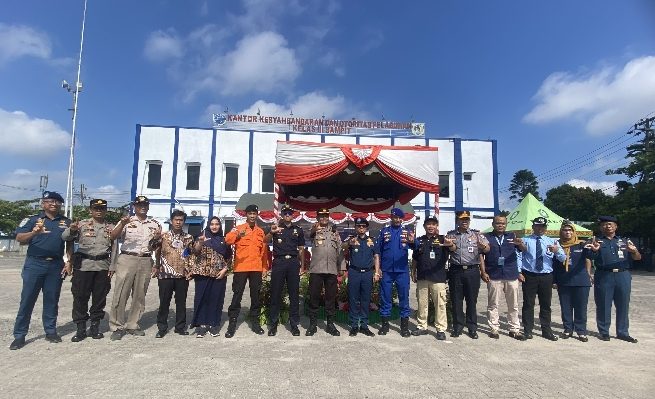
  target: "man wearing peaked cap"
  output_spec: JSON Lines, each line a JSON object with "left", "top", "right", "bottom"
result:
{"left": 133, "top": 195, "right": 150, "bottom": 205}
{"left": 62, "top": 198, "right": 115, "bottom": 342}
{"left": 10, "top": 191, "right": 72, "bottom": 350}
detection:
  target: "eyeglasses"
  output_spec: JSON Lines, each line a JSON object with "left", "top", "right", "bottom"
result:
{"left": 282, "top": 211, "right": 294, "bottom": 216}
{"left": 43, "top": 199, "right": 62, "bottom": 205}
{"left": 355, "top": 225, "right": 367, "bottom": 228}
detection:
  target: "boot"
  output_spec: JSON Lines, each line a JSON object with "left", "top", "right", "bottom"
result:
{"left": 400, "top": 317, "right": 411, "bottom": 338}
{"left": 250, "top": 320, "right": 264, "bottom": 335}
{"left": 305, "top": 317, "right": 317, "bottom": 336}
{"left": 378, "top": 317, "right": 390, "bottom": 335}
{"left": 325, "top": 318, "right": 340, "bottom": 336}
{"left": 71, "top": 322, "right": 87, "bottom": 342}
{"left": 224, "top": 318, "right": 237, "bottom": 338}
{"left": 88, "top": 321, "right": 104, "bottom": 339}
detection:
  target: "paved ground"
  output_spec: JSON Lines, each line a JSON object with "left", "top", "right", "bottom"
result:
{"left": 1, "top": 254, "right": 654, "bottom": 398}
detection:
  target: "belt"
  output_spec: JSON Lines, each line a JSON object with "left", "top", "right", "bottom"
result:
{"left": 349, "top": 266, "right": 372, "bottom": 273}
{"left": 274, "top": 254, "right": 297, "bottom": 260}
{"left": 121, "top": 251, "right": 152, "bottom": 258}
{"left": 79, "top": 253, "right": 110, "bottom": 261}
{"left": 30, "top": 255, "right": 59, "bottom": 261}
{"left": 451, "top": 264, "right": 479, "bottom": 270}
{"left": 599, "top": 268, "right": 628, "bottom": 273}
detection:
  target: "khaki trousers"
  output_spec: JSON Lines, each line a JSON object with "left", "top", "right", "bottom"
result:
{"left": 109, "top": 255, "right": 153, "bottom": 331}
{"left": 487, "top": 279, "right": 521, "bottom": 333}
{"left": 415, "top": 280, "right": 447, "bottom": 332}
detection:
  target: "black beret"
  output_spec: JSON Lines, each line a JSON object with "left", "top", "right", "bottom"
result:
{"left": 354, "top": 217, "right": 369, "bottom": 226}
{"left": 42, "top": 191, "right": 64, "bottom": 203}
{"left": 598, "top": 215, "right": 618, "bottom": 223}
{"left": 245, "top": 204, "right": 259, "bottom": 213}
{"left": 424, "top": 215, "right": 439, "bottom": 225}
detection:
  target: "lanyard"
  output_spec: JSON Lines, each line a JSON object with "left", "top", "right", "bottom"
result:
{"left": 494, "top": 235, "right": 504, "bottom": 247}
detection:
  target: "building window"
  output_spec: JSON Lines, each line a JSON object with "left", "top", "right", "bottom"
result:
{"left": 186, "top": 163, "right": 200, "bottom": 190}
{"left": 463, "top": 172, "right": 473, "bottom": 181}
{"left": 261, "top": 166, "right": 275, "bottom": 193}
{"left": 438, "top": 172, "right": 450, "bottom": 198}
{"left": 225, "top": 164, "right": 238, "bottom": 191}
{"left": 223, "top": 217, "right": 236, "bottom": 233}
{"left": 146, "top": 161, "right": 162, "bottom": 189}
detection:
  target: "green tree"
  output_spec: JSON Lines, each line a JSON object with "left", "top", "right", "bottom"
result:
{"left": 544, "top": 184, "right": 611, "bottom": 222}
{"left": 508, "top": 169, "right": 541, "bottom": 201}
{"left": 0, "top": 199, "right": 39, "bottom": 235}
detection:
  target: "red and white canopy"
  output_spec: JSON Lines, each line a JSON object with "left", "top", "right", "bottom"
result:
{"left": 233, "top": 209, "right": 417, "bottom": 225}
{"left": 275, "top": 141, "right": 439, "bottom": 212}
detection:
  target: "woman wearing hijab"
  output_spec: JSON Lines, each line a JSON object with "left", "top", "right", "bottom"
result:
{"left": 553, "top": 221, "right": 592, "bottom": 342}
{"left": 189, "top": 217, "right": 232, "bottom": 337}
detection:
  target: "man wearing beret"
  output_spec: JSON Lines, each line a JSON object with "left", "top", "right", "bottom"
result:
{"left": 586, "top": 216, "right": 641, "bottom": 343}
{"left": 62, "top": 199, "right": 115, "bottom": 342}
{"left": 108, "top": 195, "right": 162, "bottom": 340}
{"left": 519, "top": 217, "right": 566, "bottom": 341}
{"left": 224, "top": 204, "right": 268, "bottom": 338}
{"left": 343, "top": 217, "right": 380, "bottom": 337}
{"left": 376, "top": 207, "right": 414, "bottom": 337}
{"left": 10, "top": 191, "right": 72, "bottom": 350}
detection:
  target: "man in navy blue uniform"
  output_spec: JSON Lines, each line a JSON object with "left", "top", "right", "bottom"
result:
{"left": 587, "top": 216, "right": 641, "bottom": 343}
{"left": 376, "top": 208, "right": 414, "bottom": 337}
{"left": 343, "top": 217, "right": 380, "bottom": 337}
{"left": 10, "top": 191, "right": 72, "bottom": 350}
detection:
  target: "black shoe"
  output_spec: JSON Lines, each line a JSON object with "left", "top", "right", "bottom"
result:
{"left": 290, "top": 325, "right": 300, "bottom": 336}
{"left": 349, "top": 326, "right": 358, "bottom": 337}
{"left": 577, "top": 334, "right": 589, "bottom": 342}
{"left": 174, "top": 329, "right": 189, "bottom": 336}
{"left": 436, "top": 331, "right": 447, "bottom": 341}
{"left": 110, "top": 330, "right": 126, "bottom": 341}
{"left": 599, "top": 334, "right": 611, "bottom": 341}
{"left": 268, "top": 325, "right": 277, "bottom": 336}
{"left": 488, "top": 331, "right": 500, "bottom": 339}
{"left": 560, "top": 330, "right": 572, "bottom": 339}
{"left": 196, "top": 327, "right": 207, "bottom": 338}
{"left": 126, "top": 329, "right": 145, "bottom": 336}
{"left": 617, "top": 335, "right": 638, "bottom": 343}
{"left": 9, "top": 337, "right": 26, "bottom": 350}
{"left": 305, "top": 324, "right": 317, "bottom": 336}
{"left": 400, "top": 317, "right": 411, "bottom": 338}
{"left": 88, "top": 322, "right": 104, "bottom": 339}
{"left": 359, "top": 327, "right": 375, "bottom": 337}
{"left": 71, "top": 324, "right": 87, "bottom": 342}
{"left": 45, "top": 333, "right": 62, "bottom": 343}
{"left": 509, "top": 331, "right": 527, "bottom": 341}
{"left": 225, "top": 318, "right": 237, "bottom": 338}
{"left": 467, "top": 330, "right": 479, "bottom": 339}
{"left": 209, "top": 326, "right": 220, "bottom": 337}
{"left": 326, "top": 322, "right": 340, "bottom": 336}
{"left": 451, "top": 330, "right": 462, "bottom": 338}
{"left": 542, "top": 331, "right": 559, "bottom": 341}
{"left": 378, "top": 319, "right": 390, "bottom": 335}
{"left": 251, "top": 322, "right": 265, "bottom": 335}
{"left": 411, "top": 328, "right": 428, "bottom": 336}
{"left": 155, "top": 330, "right": 167, "bottom": 338}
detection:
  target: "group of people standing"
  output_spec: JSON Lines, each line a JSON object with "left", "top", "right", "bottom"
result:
{"left": 8, "top": 191, "right": 642, "bottom": 350}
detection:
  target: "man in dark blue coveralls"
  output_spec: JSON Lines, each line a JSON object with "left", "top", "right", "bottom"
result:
{"left": 587, "top": 216, "right": 641, "bottom": 343}
{"left": 343, "top": 217, "right": 380, "bottom": 337}
{"left": 10, "top": 191, "right": 72, "bottom": 350}
{"left": 377, "top": 208, "right": 414, "bottom": 337}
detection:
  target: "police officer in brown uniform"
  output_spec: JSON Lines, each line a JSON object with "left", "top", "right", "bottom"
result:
{"left": 108, "top": 195, "right": 162, "bottom": 340}
{"left": 306, "top": 208, "right": 343, "bottom": 336}
{"left": 62, "top": 199, "right": 115, "bottom": 341}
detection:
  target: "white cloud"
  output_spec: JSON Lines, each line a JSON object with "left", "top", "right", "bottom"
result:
{"left": 524, "top": 55, "right": 655, "bottom": 135}
{"left": 237, "top": 91, "right": 367, "bottom": 120}
{"left": 0, "top": 108, "right": 70, "bottom": 155}
{"left": 0, "top": 23, "right": 52, "bottom": 64}
{"left": 0, "top": 169, "right": 67, "bottom": 201}
{"left": 144, "top": 30, "right": 184, "bottom": 62}
{"left": 567, "top": 179, "right": 617, "bottom": 195}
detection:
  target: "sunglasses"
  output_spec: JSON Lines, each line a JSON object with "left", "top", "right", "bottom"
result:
{"left": 355, "top": 224, "right": 367, "bottom": 228}
{"left": 282, "top": 211, "right": 294, "bottom": 216}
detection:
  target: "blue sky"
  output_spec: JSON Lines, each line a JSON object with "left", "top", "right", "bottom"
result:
{"left": 1, "top": 0, "right": 654, "bottom": 209}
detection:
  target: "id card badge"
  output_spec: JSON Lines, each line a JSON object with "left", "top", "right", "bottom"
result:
{"left": 618, "top": 251, "right": 625, "bottom": 259}
{"left": 430, "top": 251, "right": 436, "bottom": 259}
{"left": 498, "top": 256, "right": 505, "bottom": 266}
{"left": 467, "top": 246, "right": 475, "bottom": 253}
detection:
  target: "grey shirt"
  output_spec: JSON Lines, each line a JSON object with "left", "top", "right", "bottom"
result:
{"left": 309, "top": 226, "right": 342, "bottom": 275}
{"left": 62, "top": 218, "right": 114, "bottom": 271}
{"left": 446, "top": 228, "right": 489, "bottom": 266}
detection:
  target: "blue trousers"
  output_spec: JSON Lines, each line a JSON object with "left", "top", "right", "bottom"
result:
{"left": 379, "top": 271, "right": 410, "bottom": 318}
{"left": 348, "top": 268, "right": 373, "bottom": 328}
{"left": 557, "top": 286, "right": 590, "bottom": 334}
{"left": 192, "top": 276, "right": 227, "bottom": 328}
{"left": 594, "top": 270, "right": 631, "bottom": 336}
{"left": 14, "top": 257, "right": 64, "bottom": 339}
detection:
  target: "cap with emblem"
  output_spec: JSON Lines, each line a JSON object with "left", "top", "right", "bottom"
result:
{"left": 354, "top": 217, "right": 369, "bottom": 226}
{"left": 317, "top": 207, "right": 330, "bottom": 216}
{"left": 245, "top": 204, "right": 259, "bottom": 213}
{"left": 280, "top": 204, "right": 294, "bottom": 215}
{"left": 532, "top": 217, "right": 548, "bottom": 226}
{"left": 89, "top": 199, "right": 107, "bottom": 208}
{"left": 456, "top": 210, "right": 471, "bottom": 219}
{"left": 390, "top": 208, "right": 404, "bottom": 218}
{"left": 133, "top": 195, "right": 150, "bottom": 205}
{"left": 42, "top": 191, "right": 64, "bottom": 203}
{"left": 598, "top": 215, "right": 618, "bottom": 223}
{"left": 424, "top": 215, "right": 439, "bottom": 225}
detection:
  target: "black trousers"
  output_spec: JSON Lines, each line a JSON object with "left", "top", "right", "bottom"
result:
{"left": 71, "top": 270, "right": 111, "bottom": 324}
{"left": 309, "top": 273, "right": 338, "bottom": 320}
{"left": 521, "top": 271, "right": 554, "bottom": 333}
{"left": 269, "top": 258, "right": 301, "bottom": 326}
{"left": 448, "top": 266, "right": 481, "bottom": 332}
{"left": 228, "top": 271, "right": 262, "bottom": 320}
{"left": 157, "top": 278, "right": 189, "bottom": 332}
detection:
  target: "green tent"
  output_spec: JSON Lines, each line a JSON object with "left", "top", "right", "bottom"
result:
{"left": 484, "top": 193, "right": 593, "bottom": 237}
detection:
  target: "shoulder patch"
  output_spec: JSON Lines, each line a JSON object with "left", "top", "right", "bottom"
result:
{"left": 18, "top": 218, "right": 29, "bottom": 227}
